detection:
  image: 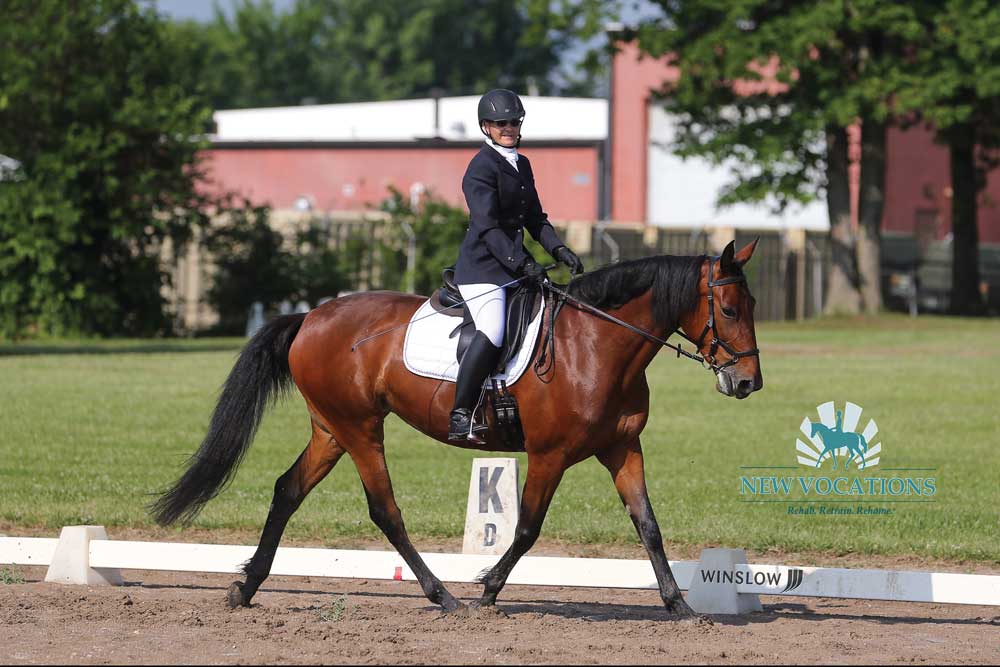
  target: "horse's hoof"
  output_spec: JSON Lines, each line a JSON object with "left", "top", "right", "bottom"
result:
{"left": 678, "top": 612, "right": 714, "bottom": 626}
{"left": 664, "top": 600, "right": 700, "bottom": 619}
{"left": 441, "top": 599, "right": 466, "bottom": 614}
{"left": 226, "top": 581, "right": 249, "bottom": 609}
{"left": 465, "top": 600, "right": 506, "bottom": 618}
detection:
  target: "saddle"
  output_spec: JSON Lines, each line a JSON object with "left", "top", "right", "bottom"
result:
{"left": 429, "top": 266, "right": 539, "bottom": 450}
{"left": 432, "top": 267, "right": 543, "bottom": 372}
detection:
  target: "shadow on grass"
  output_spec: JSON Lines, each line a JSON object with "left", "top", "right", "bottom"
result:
{"left": 0, "top": 342, "right": 243, "bottom": 357}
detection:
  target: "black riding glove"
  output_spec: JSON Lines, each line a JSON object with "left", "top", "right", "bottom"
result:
{"left": 554, "top": 246, "right": 584, "bottom": 276}
{"left": 519, "top": 257, "right": 547, "bottom": 285}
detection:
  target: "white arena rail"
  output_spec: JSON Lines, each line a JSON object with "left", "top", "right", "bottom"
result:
{"left": 2, "top": 529, "right": 998, "bottom": 613}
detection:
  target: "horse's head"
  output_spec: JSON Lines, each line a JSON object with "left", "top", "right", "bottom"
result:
{"left": 679, "top": 240, "right": 763, "bottom": 400}
{"left": 810, "top": 421, "right": 822, "bottom": 438}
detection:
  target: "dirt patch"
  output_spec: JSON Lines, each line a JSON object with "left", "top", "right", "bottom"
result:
{"left": 2, "top": 566, "right": 998, "bottom": 665}
{"left": 3, "top": 529, "right": 998, "bottom": 664}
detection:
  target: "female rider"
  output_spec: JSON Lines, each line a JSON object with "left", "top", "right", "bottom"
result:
{"left": 448, "top": 88, "right": 584, "bottom": 443}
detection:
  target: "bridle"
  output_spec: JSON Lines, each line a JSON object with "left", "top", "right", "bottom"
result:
{"left": 674, "top": 255, "right": 760, "bottom": 371}
{"left": 535, "top": 254, "right": 759, "bottom": 376}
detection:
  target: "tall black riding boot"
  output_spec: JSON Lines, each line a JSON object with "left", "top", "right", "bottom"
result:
{"left": 449, "top": 331, "right": 502, "bottom": 443}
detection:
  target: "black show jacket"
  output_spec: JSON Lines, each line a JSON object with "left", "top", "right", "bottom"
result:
{"left": 454, "top": 144, "right": 566, "bottom": 285}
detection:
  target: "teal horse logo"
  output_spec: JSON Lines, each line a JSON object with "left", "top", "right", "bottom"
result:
{"left": 809, "top": 410, "right": 869, "bottom": 470}
{"left": 796, "top": 402, "right": 881, "bottom": 470}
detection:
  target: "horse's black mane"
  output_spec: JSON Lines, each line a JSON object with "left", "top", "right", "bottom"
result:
{"left": 567, "top": 254, "right": 707, "bottom": 331}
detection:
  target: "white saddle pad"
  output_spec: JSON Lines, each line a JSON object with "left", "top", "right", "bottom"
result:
{"left": 402, "top": 297, "right": 544, "bottom": 386}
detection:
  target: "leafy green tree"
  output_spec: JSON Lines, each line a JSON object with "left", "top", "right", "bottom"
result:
{"left": 629, "top": 2, "right": 925, "bottom": 314}
{"left": 162, "top": 0, "right": 613, "bottom": 109}
{"left": 202, "top": 204, "right": 296, "bottom": 334}
{"left": 377, "top": 188, "right": 469, "bottom": 296}
{"left": 203, "top": 206, "right": 349, "bottom": 334}
{"left": 894, "top": 0, "right": 1000, "bottom": 315}
{"left": 162, "top": 1, "right": 325, "bottom": 111}
{"left": 290, "top": 220, "right": 351, "bottom": 306}
{"left": 0, "top": 0, "right": 213, "bottom": 337}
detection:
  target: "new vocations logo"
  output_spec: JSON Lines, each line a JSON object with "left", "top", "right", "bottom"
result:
{"left": 796, "top": 401, "right": 880, "bottom": 471}
{"left": 740, "top": 401, "right": 937, "bottom": 515}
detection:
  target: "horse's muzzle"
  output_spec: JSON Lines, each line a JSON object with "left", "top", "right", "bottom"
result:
{"left": 716, "top": 370, "right": 762, "bottom": 399}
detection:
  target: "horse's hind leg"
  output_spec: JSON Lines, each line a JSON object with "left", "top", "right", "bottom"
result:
{"left": 339, "top": 419, "right": 463, "bottom": 612}
{"left": 598, "top": 438, "right": 696, "bottom": 618}
{"left": 227, "top": 419, "right": 345, "bottom": 608}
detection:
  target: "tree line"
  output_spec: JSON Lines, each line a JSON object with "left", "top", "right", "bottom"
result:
{"left": 1, "top": 0, "right": 997, "bottom": 338}
{"left": 165, "top": 0, "right": 609, "bottom": 112}
{"left": 630, "top": 0, "right": 999, "bottom": 315}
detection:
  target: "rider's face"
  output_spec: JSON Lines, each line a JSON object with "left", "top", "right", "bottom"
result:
{"left": 485, "top": 120, "right": 519, "bottom": 148}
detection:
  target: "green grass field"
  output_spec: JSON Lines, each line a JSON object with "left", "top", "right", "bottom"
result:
{"left": 1, "top": 315, "right": 998, "bottom": 562}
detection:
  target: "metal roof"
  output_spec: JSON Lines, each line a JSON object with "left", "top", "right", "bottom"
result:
{"left": 212, "top": 96, "right": 608, "bottom": 143}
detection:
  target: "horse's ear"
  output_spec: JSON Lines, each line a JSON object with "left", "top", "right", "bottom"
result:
{"left": 719, "top": 240, "right": 736, "bottom": 274}
{"left": 734, "top": 237, "right": 759, "bottom": 268}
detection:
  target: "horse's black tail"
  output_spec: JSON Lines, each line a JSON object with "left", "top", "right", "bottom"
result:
{"left": 149, "top": 313, "right": 307, "bottom": 526}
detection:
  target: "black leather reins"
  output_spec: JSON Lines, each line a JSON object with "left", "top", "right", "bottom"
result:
{"left": 533, "top": 254, "right": 759, "bottom": 377}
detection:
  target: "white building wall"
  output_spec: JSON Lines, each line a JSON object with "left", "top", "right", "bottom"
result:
{"left": 646, "top": 105, "right": 829, "bottom": 231}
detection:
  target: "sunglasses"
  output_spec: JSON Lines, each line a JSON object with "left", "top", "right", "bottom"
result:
{"left": 490, "top": 118, "right": 523, "bottom": 128}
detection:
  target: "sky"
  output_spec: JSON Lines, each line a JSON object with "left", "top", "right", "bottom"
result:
{"left": 150, "top": 0, "right": 664, "bottom": 97}
{"left": 152, "top": 0, "right": 662, "bottom": 24}
{"left": 152, "top": 0, "right": 295, "bottom": 22}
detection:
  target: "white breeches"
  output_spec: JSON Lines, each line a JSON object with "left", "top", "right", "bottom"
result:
{"left": 458, "top": 283, "right": 506, "bottom": 347}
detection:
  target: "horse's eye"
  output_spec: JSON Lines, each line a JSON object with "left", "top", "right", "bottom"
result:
{"left": 721, "top": 306, "right": 737, "bottom": 318}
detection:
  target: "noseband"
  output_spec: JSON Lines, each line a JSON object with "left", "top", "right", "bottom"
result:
{"left": 677, "top": 255, "right": 760, "bottom": 372}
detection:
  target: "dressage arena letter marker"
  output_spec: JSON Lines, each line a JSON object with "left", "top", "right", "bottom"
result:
{"left": 462, "top": 458, "right": 520, "bottom": 556}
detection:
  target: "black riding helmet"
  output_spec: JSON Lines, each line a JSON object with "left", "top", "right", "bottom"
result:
{"left": 478, "top": 89, "right": 525, "bottom": 146}
{"left": 478, "top": 89, "right": 525, "bottom": 123}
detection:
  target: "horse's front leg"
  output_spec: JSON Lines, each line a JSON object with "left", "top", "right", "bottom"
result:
{"left": 598, "top": 438, "right": 697, "bottom": 618}
{"left": 816, "top": 449, "right": 830, "bottom": 469}
{"left": 475, "top": 453, "right": 565, "bottom": 607}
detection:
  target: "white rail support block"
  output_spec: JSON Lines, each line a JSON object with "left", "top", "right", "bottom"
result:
{"left": 687, "top": 548, "right": 763, "bottom": 615}
{"left": 44, "top": 526, "right": 123, "bottom": 586}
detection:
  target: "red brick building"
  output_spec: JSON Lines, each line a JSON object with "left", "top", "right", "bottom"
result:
{"left": 610, "top": 41, "right": 1000, "bottom": 244}
{"left": 201, "top": 49, "right": 1000, "bottom": 245}
{"left": 202, "top": 96, "right": 606, "bottom": 222}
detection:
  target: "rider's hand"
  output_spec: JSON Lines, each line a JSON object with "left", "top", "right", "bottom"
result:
{"left": 519, "top": 257, "right": 547, "bottom": 285}
{"left": 554, "top": 246, "right": 584, "bottom": 276}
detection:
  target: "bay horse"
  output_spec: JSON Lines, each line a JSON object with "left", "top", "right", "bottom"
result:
{"left": 151, "top": 239, "right": 763, "bottom": 617}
